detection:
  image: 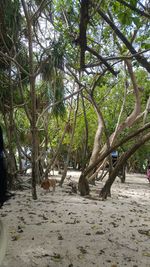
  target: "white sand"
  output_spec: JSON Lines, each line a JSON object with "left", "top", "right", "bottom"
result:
{"left": 0, "top": 171, "right": 150, "bottom": 267}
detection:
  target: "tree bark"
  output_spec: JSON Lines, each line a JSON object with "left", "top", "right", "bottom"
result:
{"left": 60, "top": 93, "right": 79, "bottom": 186}
{"left": 21, "top": 0, "right": 38, "bottom": 199}
{"left": 79, "top": 121, "right": 150, "bottom": 189}
{"left": 81, "top": 91, "right": 89, "bottom": 170}
{"left": 100, "top": 132, "right": 150, "bottom": 199}
{"left": 78, "top": 173, "right": 90, "bottom": 196}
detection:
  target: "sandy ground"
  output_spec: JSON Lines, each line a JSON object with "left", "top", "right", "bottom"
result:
{"left": 0, "top": 171, "right": 150, "bottom": 267}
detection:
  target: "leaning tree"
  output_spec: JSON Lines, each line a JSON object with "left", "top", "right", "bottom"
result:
{"left": 52, "top": 0, "right": 150, "bottom": 197}
{"left": 1, "top": 0, "right": 150, "bottom": 200}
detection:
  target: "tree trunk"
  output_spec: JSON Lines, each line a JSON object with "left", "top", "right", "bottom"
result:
{"left": 3, "top": 111, "right": 17, "bottom": 189}
{"left": 78, "top": 173, "right": 90, "bottom": 196}
{"left": 78, "top": 121, "right": 150, "bottom": 196}
{"left": 100, "top": 131, "right": 150, "bottom": 199}
{"left": 44, "top": 97, "right": 73, "bottom": 179}
{"left": 60, "top": 93, "right": 79, "bottom": 186}
{"left": 21, "top": 0, "right": 38, "bottom": 199}
{"left": 85, "top": 58, "right": 142, "bottom": 186}
{"left": 85, "top": 95, "right": 104, "bottom": 186}
{"left": 81, "top": 91, "right": 89, "bottom": 170}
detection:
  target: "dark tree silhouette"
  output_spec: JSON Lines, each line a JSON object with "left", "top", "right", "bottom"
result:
{"left": 0, "top": 126, "right": 14, "bottom": 207}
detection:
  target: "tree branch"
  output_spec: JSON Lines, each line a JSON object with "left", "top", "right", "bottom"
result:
{"left": 31, "top": 0, "right": 50, "bottom": 22}
{"left": 36, "top": 85, "right": 85, "bottom": 126}
{"left": 86, "top": 46, "right": 118, "bottom": 76}
{"left": 84, "top": 48, "right": 150, "bottom": 68}
{"left": 95, "top": 8, "right": 150, "bottom": 73}
{"left": 82, "top": 121, "right": 150, "bottom": 178}
{"left": 0, "top": 51, "right": 29, "bottom": 76}
{"left": 79, "top": 0, "right": 89, "bottom": 69}
{"left": 116, "top": 0, "right": 150, "bottom": 19}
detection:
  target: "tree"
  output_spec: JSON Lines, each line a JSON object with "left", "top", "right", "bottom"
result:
{"left": 0, "top": 0, "right": 22, "bottom": 185}
{"left": 0, "top": 0, "right": 149, "bottom": 200}
{"left": 57, "top": 0, "right": 150, "bottom": 196}
{"left": 0, "top": 0, "right": 67, "bottom": 198}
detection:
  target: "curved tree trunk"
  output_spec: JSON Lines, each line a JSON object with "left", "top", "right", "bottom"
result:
{"left": 79, "top": 121, "right": 150, "bottom": 196}
{"left": 84, "top": 59, "right": 142, "bottom": 188}
{"left": 100, "top": 131, "right": 150, "bottom": 199}
{"left": 88, "top": 96, "right": 104, "bottom": 167}
{"left": 85, "top": 95, "right": 104, "bottom": 186}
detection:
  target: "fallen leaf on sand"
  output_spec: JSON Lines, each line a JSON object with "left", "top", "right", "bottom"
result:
{"left": 143, "top": 252, "right": 150, "bottom": 257}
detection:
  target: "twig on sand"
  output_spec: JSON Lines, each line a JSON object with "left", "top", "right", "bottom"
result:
{"left": 108, "top": 238, "right": 138, "bottom": 252}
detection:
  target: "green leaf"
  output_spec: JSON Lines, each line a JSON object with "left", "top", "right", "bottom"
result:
{"left": 130, "top": 0, "right": 138, "bottom": 7}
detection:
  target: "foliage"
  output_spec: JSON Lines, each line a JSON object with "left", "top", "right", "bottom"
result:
{"left": 0, "top": 0, "right": 150, "bottom": 175}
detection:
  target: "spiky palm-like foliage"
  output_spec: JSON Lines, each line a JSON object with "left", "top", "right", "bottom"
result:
{"left": 0, "top": 0, "right": 21, "bottom": 53}
{"left": 41, "top": 39, "right": 66, "bottom": 117}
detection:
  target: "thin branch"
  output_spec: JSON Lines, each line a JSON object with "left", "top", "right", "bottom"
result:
{"left": 95, "top": 7, "right": 150, "bottom": 73}
{"left": 0, "top": 51, "right": 29, "bottom": 76}
{"left": 66, "top": 65, "right": 86, "bottom": 88}
{"left": 31, "top": 0, "right": 50, "bottom": 22}
{"left": 36, "top": 85, "right": 85, "bottom": 126}
{"left": 86, "top": 46, "right": 118, "bottom": 76}
{"left": 116, "top": 0, "right": 150, "bottom": 19}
